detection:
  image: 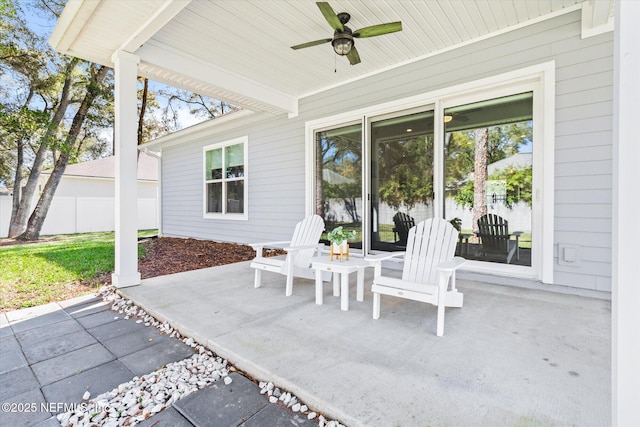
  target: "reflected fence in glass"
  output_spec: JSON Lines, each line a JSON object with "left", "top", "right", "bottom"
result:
{"left": 444, "top": 92, "right": 533, "bottom": 266}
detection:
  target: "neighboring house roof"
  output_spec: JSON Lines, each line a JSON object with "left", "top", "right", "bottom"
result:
{"left": 458, "top": 153, "right": 533, "bottom": 185}
{"left": 488, "top": 152, "right": 533, "bottom": 174}
{"left": 323, "top": 169, "right": 355, "bottom": 185}
{"left": 43, "top": 152, "right": 158, "bottom": 181}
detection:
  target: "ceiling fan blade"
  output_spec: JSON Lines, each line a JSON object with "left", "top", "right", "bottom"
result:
{"left": 354, "top": 22, "right": 402, "bottom": 38}
{"left": 291, "top": 38, "right": 332, "bottom": 50}
{"left": 347, "top": 46, "right": 361, "bottom": 65}
{"left": 316, "top": 2, "right": 343, "bottom": 31}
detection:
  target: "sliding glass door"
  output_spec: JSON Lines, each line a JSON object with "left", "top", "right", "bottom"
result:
{"left": 444, "top": 92, "right": 533, "bottom": 266}
{"left": 370, "top": 110, "right": 434, "bottom": 251}
{"left": 314, "top": 123, "right": 363, "bottom": 248}
{"left": 311, "top": 86, "right": 538, "bottom": 273}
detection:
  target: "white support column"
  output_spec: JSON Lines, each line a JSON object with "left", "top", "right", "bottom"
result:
{"left": 111, "top": 50, "right": 141, "bottom": 288}
{"left": 612, "top": 1, "right": 640, "bottom": 425}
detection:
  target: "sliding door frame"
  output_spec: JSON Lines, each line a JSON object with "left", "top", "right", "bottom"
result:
{"left": 305, "top": 61, "right": 555, "bottom": 283}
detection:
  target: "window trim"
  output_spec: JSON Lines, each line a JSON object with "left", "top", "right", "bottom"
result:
{"left": 305, "top": 61, "right": 555, "bottom": 283}
{"left": 203, "top": 136, "right": 248, "bottom": 221}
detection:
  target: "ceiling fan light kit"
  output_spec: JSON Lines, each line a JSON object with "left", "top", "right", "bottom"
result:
{"left": 291, "top": 2, "right": 402, "bottom": 65}
{"left": 332, "top": 32, "right": 353, "bottom": 55}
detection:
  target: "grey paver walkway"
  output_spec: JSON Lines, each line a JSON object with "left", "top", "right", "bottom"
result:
{"left": 1, "top": 294, "right": 313, "bottom": 427}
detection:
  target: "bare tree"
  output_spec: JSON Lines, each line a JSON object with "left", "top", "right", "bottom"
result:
{"left": 161, "top": 87, "right": 240, "bottom": 131}
{"left": 137, "top": 77, "right": 149, "bottom": 147}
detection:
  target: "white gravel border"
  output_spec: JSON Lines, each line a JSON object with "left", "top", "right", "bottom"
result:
{"left": 57, "top": 286, "right": 345, "bottom": 427}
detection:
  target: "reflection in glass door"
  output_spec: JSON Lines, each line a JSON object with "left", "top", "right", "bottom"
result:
{"left": 370, "top": 110, "right": 434, "bottom": 251}
{"left": 315, "top": 123, "right": 363, "bottom": 248}
{"left": 444, "top": 92, "right": 533, "bottom": 266}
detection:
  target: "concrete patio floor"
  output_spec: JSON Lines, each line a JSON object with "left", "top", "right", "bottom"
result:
{"left": 120, "top": 260, "right": 611, "bottom": 427}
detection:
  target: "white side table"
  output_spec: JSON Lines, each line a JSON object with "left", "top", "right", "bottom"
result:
{"left": 310, "top": 256, "right": 370, "bottom": 311}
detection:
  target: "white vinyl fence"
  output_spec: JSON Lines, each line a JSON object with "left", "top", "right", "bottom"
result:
{"left": 0, "top": 195, "right": 157, "bottom": 238}
{"left": 324, "top": 197, "right": 532, "bottom": 232}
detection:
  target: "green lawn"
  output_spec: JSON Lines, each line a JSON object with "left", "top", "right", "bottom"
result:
{"left": 0, "top": 230, "right": 156, "bottom": 312}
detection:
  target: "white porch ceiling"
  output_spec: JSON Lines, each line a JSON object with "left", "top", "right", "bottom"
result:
{"left": 50, "top": 0, "right": 614, "bottom": 115}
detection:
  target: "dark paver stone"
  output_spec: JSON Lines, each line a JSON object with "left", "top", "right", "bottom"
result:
{"left": 33, "top": 415, "right": 63, "bottom": 427}
{"left": 15, "top": 318, "right": 84, "bottom": 348}
{"left": 21, "top": 329, "right": 97, "bottom": 364}
{"left": 102, "top": 326, "right": 174, "bottom": 358}
{"left": 0, "top": 348, "right": 28, "bottom": 374}
{"left": 119, "top": 339, "right": 195, "bottom": 376}
{"left": 174, "top": 373, "right": 267, "bottom": 427}
{"left": 0, "top": 321, "right": 11, "bottom": 338}
{"left": 58, "top": 295, "right": 101, "bottom": 308}
{"left": 0, "top": 326, "right": 12, "bottom": 338}
{"left": 0, "top": 388, "right": 51, "bottom": 427}
{"left": 2, "top": 299, "right": 320, "bottom": 427}
{"left": 63, "top": 298, "right": 110, "bottom": 318}
{"left": 242, "top": 403, "right": 318, "bottom": 427}
{"left": 0, "top": 366, "right": 41, "bottom": 401}
{"left": 0, "top": 336, "right": 23, "bottom": 375}
{"left": 9, "top": 309, "right": 71, "bottom": 334}
{"left": 31, "top": 342, "right": 115, "bottom": 386}
{"left": 33, "top": 416, "right": 64, "bottom": 427}
{"left": 0, "top": 334, "right": 21, "bottom": 354}
{"left": 76, "top": 309, "right": 122, "bottom": 329}
{"left": 41, "top": 360, "right": 135, "bottom": 413}
{"left": 87, "top": 318, "right": 147, "bottom": 341}
{"left": 137, "top": 406, "right": 194, "bottom": 426}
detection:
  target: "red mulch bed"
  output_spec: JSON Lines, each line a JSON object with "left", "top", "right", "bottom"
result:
{"left": 138, "top": 237, "right": 266, "bottom": 279}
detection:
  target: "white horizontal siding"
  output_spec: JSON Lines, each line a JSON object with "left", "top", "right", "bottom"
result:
{"left": 556, "top": 218, "right": 612, "bottom": 233}
{"left": 552, "top": 15, "right": 612, "bottom": 291}
{"left": 160, "top": 10, "right": 613, "bottom": 291}
{"left": 555, "top": 175, "right": 611, "bottom": 190}
{"left": 554, "top": 189, "right": 611, "bottom": 204}
{"left": 555, "top": 203, "right": 611, "bottom": 218}
{"left": 555, "top": 227, "right": 611, "bottom": 243}
{"left": 556, "top": 86, "right": 613, "bottom": 109}
{"left": 556, "top": 116, "right": 612, "bottom": 136}
{"left": 554, "top": 270, "right": 611, "bottom": 292}
{"left": 555, "top": 160, "right": 611, "bottom": 176}
{"left": 556, "top": 100, "right": 612, "bottom": 122}
{"left": 554, "top": 130, "right": 612, "bottom": 149}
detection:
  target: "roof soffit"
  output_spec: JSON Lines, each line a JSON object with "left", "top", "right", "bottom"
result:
{"left": 51, "top": 0, "right": 178, "bottom": 64}
{"left": 136, "top": 41, "right": 299, "bottom": 115}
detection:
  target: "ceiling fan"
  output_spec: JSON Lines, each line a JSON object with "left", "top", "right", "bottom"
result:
{"left": 291, "top": 2, "right": 402, "bottom": 65}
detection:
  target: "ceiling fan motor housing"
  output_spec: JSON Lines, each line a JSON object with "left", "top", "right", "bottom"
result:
{"left": 337, "top": 12, "right": 351, "bottom": 24}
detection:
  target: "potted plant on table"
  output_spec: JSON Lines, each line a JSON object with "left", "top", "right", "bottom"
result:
{"left": 327, "top": 226, "right": 357, "bottom": 262}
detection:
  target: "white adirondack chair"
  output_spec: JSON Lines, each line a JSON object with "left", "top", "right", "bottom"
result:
{"left": 367, "top": 218, "right": 465, "bottom": 336}
{"left": 250, "top": 215, "right": 330, "bottom": 296}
